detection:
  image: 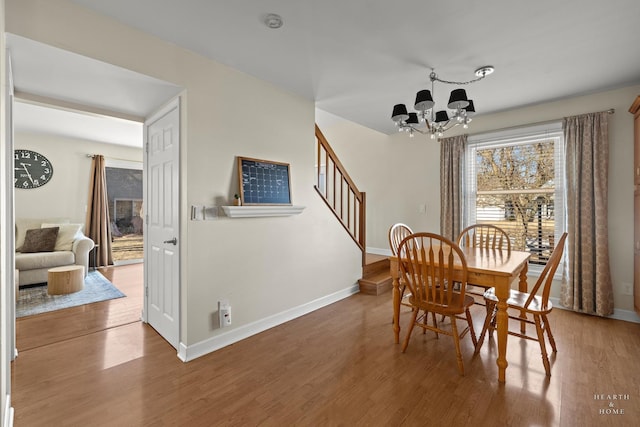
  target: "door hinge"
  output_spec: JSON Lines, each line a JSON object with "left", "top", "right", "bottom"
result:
{"left": 145, "top": 286, "right": 148, "bottom": 297}
{"left": 145, "top": 142, "right": 149, "bottom": 153}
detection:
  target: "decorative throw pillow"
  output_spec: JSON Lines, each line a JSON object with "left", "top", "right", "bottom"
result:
{"left": 15, "top": 218, "right": 70, "bottom": 251}
{"left": 41, "top": 223, "right": 84, "bottom": 251}
{"left": 20, "top": 227, "right": 59, "bottom": 253}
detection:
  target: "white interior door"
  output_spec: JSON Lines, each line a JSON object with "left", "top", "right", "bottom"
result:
{"left": 144, "top": 98, "right": 180, "bottom": 349}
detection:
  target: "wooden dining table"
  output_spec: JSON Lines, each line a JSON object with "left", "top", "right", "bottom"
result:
{"left": 390, "top": 246, "right": 531, "bottom": 383}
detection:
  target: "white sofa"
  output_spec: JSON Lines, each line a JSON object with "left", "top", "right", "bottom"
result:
{"left": 15, "top": 218, "right": 95, "bottom": 287}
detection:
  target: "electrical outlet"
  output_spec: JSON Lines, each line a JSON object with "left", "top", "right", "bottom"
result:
{"left": 218, "top": 300, "right": 231, "bottom": 327}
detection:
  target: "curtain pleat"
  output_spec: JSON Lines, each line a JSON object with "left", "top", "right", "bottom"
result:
{"left": 85, "top": 155, "right": 113, "bottom": 267}
{"left": 440, "top": 135, "right": 467, "bottom": 241}
{"left": 560, "top": 112, "right": 613, "bottom": 316}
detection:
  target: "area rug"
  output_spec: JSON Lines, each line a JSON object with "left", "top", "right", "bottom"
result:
{"left": 16, "top": 271, "right": 126, "bottom": 318}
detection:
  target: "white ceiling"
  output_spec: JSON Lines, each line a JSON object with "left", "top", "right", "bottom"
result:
{"left": 13, "top": 101, "right": 144, "bottom": 147}
{"left": 8, "top": 0, "right": 640, "bottom": 142}
{"left": 7, "top": 34, "right": 182, "bottom": 147}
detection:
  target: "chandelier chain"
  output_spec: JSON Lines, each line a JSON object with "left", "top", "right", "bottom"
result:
{"left": 431, "top": 74, "right": 487, "bottom": 86}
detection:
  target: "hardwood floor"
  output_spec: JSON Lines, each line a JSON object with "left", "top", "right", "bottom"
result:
{"left": 11, "top": 269, "right": 640, "bottom": 426}
{"left": 15, "top": 264, "right": 143, "bottom": 351}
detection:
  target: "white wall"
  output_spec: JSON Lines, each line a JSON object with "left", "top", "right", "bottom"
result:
{"left": 14, "top": 131, "right": 143, "bottom": 222}
{"left": 317, "top": 109, "right": 442, "bottom": 251}
{"left": 320, "top": 85, "right": 640, "bottom": 316}
{"left": 6, "top": 0, "right": 362, "bottom": 353}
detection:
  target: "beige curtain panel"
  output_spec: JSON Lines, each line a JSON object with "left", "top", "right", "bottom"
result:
{"left": 85, "top": 155, "right": 114, "bottom": 267}
{"left": 440, "top": 134, "right": 467, "bottom": 241}
{"left": 561, "top": 111, "right": 614, "bottom": 316}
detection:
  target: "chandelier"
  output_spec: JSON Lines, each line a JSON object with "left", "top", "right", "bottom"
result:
{"left": 391, "top": 65, "right": 494, "bottom": 139}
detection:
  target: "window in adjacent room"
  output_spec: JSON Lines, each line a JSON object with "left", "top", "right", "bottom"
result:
{"left": 105, "top": 159, "right": 143, "bottom": 264}
{"left": 463, "top": 122, "right": 565, "bottom": 268}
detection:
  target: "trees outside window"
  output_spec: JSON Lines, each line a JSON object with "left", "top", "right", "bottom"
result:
{"left": 464, "top": 125, "right": 565, "bottom": 266}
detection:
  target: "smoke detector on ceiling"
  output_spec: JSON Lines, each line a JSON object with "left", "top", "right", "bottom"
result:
{"left": 264, "top": 13, "right": 283, "bottom": 29}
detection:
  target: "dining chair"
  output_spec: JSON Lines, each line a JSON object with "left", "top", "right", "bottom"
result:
{"left": 389, "top": 223, "right": 413, "bottom": 256}
{"left": 388, "top": 223, "right": 414, "bottom": 307}
{"left": 457, "top": 224, "right": 512, "bottom": 307}
{"left": 398, "top": 232, "right": 477, "bottom": 376}
{"left": 457, "top": 224, "right": 512, "bottom": 252}
{"left": 475, "top": 232, "right": 568, "bottom": 376}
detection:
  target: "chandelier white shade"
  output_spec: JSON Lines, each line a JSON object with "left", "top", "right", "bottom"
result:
{"left": 391, "top": 66, "right": 494, "bottom": 139}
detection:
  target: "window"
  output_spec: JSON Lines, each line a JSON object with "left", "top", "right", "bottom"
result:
{"left": 464, "top": 123, "right": 565, "bottom": 268}
{"left": 105, "top": 159, "right": 143, "bottom": 264}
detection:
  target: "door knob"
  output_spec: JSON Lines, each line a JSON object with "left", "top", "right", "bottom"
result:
{"left": 164, "top": 237, "right": 177, "bottom": 245}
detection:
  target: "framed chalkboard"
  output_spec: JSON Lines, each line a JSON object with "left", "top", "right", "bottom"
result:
{"left": 237, "top": 156, "right": 292, "bottom": 205}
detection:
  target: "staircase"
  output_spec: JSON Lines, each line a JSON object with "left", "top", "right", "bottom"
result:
{"left": 358, "top": 254, "right": 393, "bottom": 295}
{"left": 315, "top": 125, "right": 392, "bottom": 295}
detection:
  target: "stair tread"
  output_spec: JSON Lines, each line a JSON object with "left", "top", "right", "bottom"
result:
{"left": 360, "top": 269, "right": 392, "bottom": 284}
{"left": 365, "top": 253, "right": 389, "bottom": 265}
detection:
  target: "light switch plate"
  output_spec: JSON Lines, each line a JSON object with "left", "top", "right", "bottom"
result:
{"left": 191, "top": 205, "right": 204, "bottom": 220}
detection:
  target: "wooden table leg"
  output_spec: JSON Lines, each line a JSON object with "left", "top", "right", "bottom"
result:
{"left": 518, "top": 263, "right": 528, "bottom": 334}
{"left": 392, "top": 276, "right": 400, "bottom": 344}
{"left": 494, "top": 283, "right": 509, "bottom": 383}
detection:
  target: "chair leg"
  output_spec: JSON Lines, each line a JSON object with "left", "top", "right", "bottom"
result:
{"left": 401, "top": 308, "right": 419, "bottom": 353}
{"left": 542, "top": 314, "right": 557, "bottom": 352}
{"left": 465, "top": 308, "right": 478, "bottom": 347}
{"left": 450, "top": 316, "right": 465, "bottom": 376}
{"left": 475, "top": 301, "right": 496, "bottom": 355}
{"left": 534, "top": 314, "right": 552, "bottom": 376}
{"left": 431, "top": 312, "right": 439, "bottom": 338}
{"left": 423, "top": 310, "right": 428, "bottom": 334}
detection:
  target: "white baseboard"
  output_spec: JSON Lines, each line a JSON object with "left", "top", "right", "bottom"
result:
{"left": 549, "top": 297, "right": 640, "bottom": 324}
{"left": 178, "top": 283, "right": 360, "bottom": 362}
{"left": 366, "top": 246, "right": 391, "bottom": 257}
{"left": 3, "top": 396, "right": 14, "bottom": 427}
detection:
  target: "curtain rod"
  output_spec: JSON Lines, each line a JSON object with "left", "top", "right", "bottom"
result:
{"left": 567, "top": 108, "right": 615, "bottom": 116}
{"left": 468, "top": 108, "right": 615, "bottom": 139}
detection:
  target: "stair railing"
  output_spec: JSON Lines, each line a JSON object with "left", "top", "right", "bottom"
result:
{"left": 314, "top": 124, "right": 366, "bottom": 265}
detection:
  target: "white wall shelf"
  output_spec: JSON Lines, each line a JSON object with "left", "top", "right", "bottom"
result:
{"left": 222, "top": 205, "right": 305, "bottom": 218}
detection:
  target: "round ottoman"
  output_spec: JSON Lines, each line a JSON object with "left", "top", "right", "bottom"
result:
{"left": 48, "top": 265, "right": 84, "bottom": 295}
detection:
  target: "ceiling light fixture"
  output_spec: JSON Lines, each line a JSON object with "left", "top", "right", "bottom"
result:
{"left": 391, "top": 66, "right": 494, "bottom": 139}
{"left": 264, "top": 13, "right": 283, "bottom": 29}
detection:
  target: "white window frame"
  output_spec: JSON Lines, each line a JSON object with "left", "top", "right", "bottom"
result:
{"left": 464, "top": 122, "right": 566, "bottom": 275}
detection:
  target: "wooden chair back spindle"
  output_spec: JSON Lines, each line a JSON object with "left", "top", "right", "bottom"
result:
{"left": 457, "top": 224, "right": 511, "bottom": 252}
{"left": 524, "top": 232, "right": 568, "bottom": 310}
{"left": 388, "top": 223, "right": 413, "bottom": 256}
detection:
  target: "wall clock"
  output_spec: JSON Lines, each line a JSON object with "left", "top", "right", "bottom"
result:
{"left": 14, "top": 149, "right": 54, "bottom": 189}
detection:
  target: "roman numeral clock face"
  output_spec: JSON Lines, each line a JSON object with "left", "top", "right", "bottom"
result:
{"left": 14, "top": 149, "right": 54, "bottom": 189}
